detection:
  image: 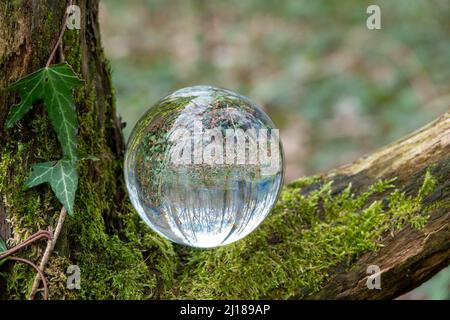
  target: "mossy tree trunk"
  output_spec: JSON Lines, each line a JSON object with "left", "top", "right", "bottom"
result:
{"left": 0, "top": 1, "right": 449, "bottom": 300}
{"left": 0, "top": 0, "right": 153, "bottom": 299}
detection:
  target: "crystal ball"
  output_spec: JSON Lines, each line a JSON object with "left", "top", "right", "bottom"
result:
{"left": 124, "top": 86, "right": 284, "bottom": 248}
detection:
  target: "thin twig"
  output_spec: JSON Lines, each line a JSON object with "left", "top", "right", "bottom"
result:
{"left": 29, "top": 206, "right": 67, "bottom": 300}
{"left": 27, "top": 0, "right": 73, "bottom": 298}
{"left": 45, "top": 0, "right": 73, "bottom": 67}
{"left": 0, "top": 230, "right": 52, "bottom": 260}
{"left": 7, "top": 257, "right": 49, "bottom": 300}
{"left": 0, "top": 230, "right": 52, "bottom": 300}
{"left": 59, "top": 40, "right": 66, "bottom": 62}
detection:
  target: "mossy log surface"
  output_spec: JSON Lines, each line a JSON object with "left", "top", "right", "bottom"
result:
{"left": 305, "top": 113, "right": 450, "bottom": 299}
{"left": 0, "top": 1, "right": 449, "bottom": 299}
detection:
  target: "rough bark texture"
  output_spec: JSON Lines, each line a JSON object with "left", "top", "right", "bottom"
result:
{"left": 305, "top": 113, "right": 450, "bottom": 299}
{"left": 0, "top": 0, "right": 154, "bottom": 299}
{"left": 0, "top": 1, "right": 449, "bottom": 300}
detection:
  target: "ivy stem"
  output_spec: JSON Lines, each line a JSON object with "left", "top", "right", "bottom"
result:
{"left": 45, "top": 0, "right": 73, "bottom": 68}
{"left": 7, "top": 257, "right": 49, "bottom": 300}
{"left": 29, "top": 206, "right": 67, "bottom": 300}
{"left": 28, "top": 1, "right": 73, "bottom": 298}
{"left": 0, "top": 230, "right": 52, "bottom": 260}
{"left": 0, "top": 230, "right": 52, "bottom": 300}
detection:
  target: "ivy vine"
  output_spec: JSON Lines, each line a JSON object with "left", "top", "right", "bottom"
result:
{"left": 5, "top": 63, "right": 83, "bottom": 214}
{"left": 0, "top": 0, "right": 82, "bottom": 299}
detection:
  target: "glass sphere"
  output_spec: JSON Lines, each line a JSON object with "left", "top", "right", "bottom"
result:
{"left": 124, "top": 86, "right": 284, "bottom": 248}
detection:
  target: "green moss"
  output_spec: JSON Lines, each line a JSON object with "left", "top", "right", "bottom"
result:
{"left": 0, "top": 26, "right": 177, "bottom": 299}
{"left": 0, "top": 139, "right": 51, "bottom": 299}
{"left": 63, "top": 29, "right": 82, "bottom": 74}
{"left": 0, "top": 82, "right": 443, "bottom": 299}
{"left": 0, "top": 1, "right": 444, "bottom": 299}
{"left": 62, "top": 171, "right": 177, "bottom": 299}
{"left": 0, "top": 90, "right": 177, "bottom": 299}
{"left": 166, "top": 172, "right": 438, "bottom": 299}
{"left": 0, "top": 114, "right": 442, "bottom": 300}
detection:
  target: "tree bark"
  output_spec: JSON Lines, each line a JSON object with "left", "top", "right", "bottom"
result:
{"left": 0, "top": 1, "right": 449, "bottom": 300}
{"left": 304, "top": 112, "right": 450, "bottom": 299}
{"left": 0, "top": 0, "right": 129, "bottom": 299}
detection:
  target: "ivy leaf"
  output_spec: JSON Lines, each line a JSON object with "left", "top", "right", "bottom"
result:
{"left": 6, "top": 63, "right": 83, "bottom": 160}
{"left": 0, "top": 237, "right": 6, "bottom": 267}
{"left": 25, "top": 160, "right": 78, "bottom": 215}
{"left": 0, "top": 238, "right": 6, "bottom": 252}
{"left": 5, "top": 63, "right": 83, "bottom": 215}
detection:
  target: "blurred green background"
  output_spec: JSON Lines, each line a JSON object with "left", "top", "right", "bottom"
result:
{"left": 99, "top": 0, "right": 449, "bottom": 299}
